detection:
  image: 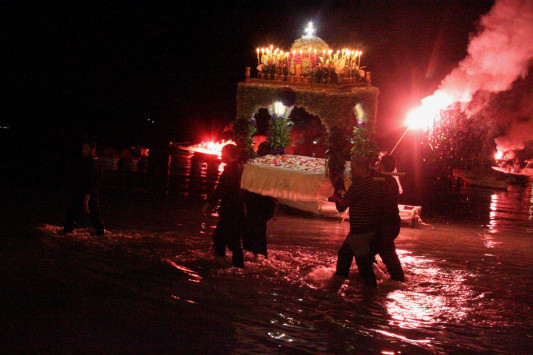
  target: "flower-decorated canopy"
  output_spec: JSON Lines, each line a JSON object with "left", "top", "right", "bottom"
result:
{"left": 238, "top": 21, "right": 380, "bottom": 190}
{"left": 236, "top": 80, "right": 379, "bottom": 132}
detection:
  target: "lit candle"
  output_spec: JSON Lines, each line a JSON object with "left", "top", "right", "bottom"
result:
{"left": 358, "top": 50, "right": 362, "bottom": 68}
{"left": 292, "top": 50, "right": 296, "bottom": 70}
{"left": 256, "top": 48, "right": 260, "bottom": 66}
{"left": 314, "top": 48, "right": 317, "bottom": 67}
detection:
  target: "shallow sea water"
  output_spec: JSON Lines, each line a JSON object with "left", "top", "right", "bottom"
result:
{"left": 31, "top": 179, "right": 532, "bottom": 354}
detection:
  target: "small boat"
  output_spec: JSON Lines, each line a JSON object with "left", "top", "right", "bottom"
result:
{"left": 452, "top": 169, "right": 509, "bottom": 189}
{"left": 491, "top": 160, "right": 533, "bottom": 185}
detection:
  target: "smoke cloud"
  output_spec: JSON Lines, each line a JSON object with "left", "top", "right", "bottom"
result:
{"left": 430, "top": 0, "right": 533, "bottom": 152}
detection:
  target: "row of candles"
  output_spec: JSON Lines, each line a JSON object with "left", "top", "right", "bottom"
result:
{"left": 256, "top": 45, "right": 363, "bottom": 70}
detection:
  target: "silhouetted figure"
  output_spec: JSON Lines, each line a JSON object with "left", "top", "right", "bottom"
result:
{"left": 202, "top": 144, "right": 245, "bottom": 268}
{"left": 242, "top": 142, "right": 276, "bottom": 258}
{"left": 331, "top": 157, "right": 380, "bottom": 288}
{"left": 372, "top": 154, "right": 405, "bottom": 282}
{"left": 62, "top": 141, "right": 105, "bottom": 235}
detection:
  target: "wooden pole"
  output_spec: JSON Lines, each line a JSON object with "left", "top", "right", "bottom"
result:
{"left": 390, "top": 127, "right": 410, "bottom": 155}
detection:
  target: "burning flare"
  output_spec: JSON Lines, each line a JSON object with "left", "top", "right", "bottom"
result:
{"left": 405, "top": 92, "right": 454, "bottom": 130}
{"left": 185, "top": 140, "right": 235, "bottom": 158}
{"left": 406, "top": 0, "right": 533, "bottom": 151}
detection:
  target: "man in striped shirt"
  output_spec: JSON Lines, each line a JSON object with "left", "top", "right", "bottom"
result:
{"left": 330, "top": 156, "right": 380, "bottom": 288}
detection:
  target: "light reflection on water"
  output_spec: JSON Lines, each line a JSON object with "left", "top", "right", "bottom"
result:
{"left": 481, "top": 184, "right": 532, "bottom": 234}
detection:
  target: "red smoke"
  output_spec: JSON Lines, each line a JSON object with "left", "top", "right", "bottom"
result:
{"left": 410, "top": 0, "right": 533, "bottom": 152}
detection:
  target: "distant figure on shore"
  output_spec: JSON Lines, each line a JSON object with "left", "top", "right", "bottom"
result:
{"left": 202, "top": 144, "right": 245, "bottom": 268}
{"left": 330, "top": 156, "right": 380, "bottom": 288}
{"left": 242, "top": 142, "right": 277, "bottom": 259}
{"left": 117, "top": 148, "right": 134, "bottom": 171}
{"left": 372, "top": 154, "right": 405, "bottom": 282}
{"left": 61, "top": 141, "right": 105, "bottom": 236}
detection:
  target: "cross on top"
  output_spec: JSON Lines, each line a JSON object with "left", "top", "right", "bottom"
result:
{"left": 304, "top": 21, "right": 316, "bottom": 37}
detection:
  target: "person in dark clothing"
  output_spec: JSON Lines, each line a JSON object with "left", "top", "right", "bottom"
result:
{"left": 372, "top": 154, "right": 405, "bottom": 281}
{"left": 202, "top": 144, "right": 245, "bottom": 268}
{"left": 62, "top": 142, "right": 105, "bottom": 235}
{"left": 242, "top": 141, "right": 276, "bottom": 258}
{"left": 330, "top": 156, "right": 380, "bottom": 288}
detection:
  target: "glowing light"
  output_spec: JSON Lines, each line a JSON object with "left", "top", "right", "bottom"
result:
{"left": 184, "top": 140, "right": 235, "bottom": 158}
{"left": 354, "top": 103, "right": 365, "bottom": 123}
{"left": 274, "top": 101, "right": 286, "bottom": 116}
{"left": 405, "top": 106, "right": 436, "bottom": 130}
{"left": 405, "top": 92, "right": 455, "bottom": 130}
{"left": 495, "top": 151, "right": 503, "bottom": 160}
{"left": 304, "top": 21, "right": 316, "bottom": 37}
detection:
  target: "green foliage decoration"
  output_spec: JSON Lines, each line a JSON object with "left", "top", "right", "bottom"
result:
{"left": 326, "top": 125, "right": 352, "bottom": 191}
{"left": 267, "top": 116, "right": 292, "bottom": 153}
{"left": 351, "top": 124, "right": 378, "bottom": 159}
{"left": 233, "top": 117, "right": 257, "bottom": 159}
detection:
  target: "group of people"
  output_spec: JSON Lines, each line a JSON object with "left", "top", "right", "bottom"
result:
{"left": 330, "top": 153, "right": 405, "bottom": 288}
{"left": 61, "top": 139, "right": 405, "bottom": 288}
{"left": 203, "top": 141, "right": 405, "bottom": 287}
{"left": 202, "top": 142, "right": 276, "bottom": 268}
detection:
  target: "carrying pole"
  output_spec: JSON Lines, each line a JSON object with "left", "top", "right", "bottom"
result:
{"left": 389, "top": 127, "right": 409, "bottom": 155}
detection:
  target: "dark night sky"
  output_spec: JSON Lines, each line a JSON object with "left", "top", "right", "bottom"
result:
{"left": 1, "top": 0, "right": 495, "bottom": 178}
